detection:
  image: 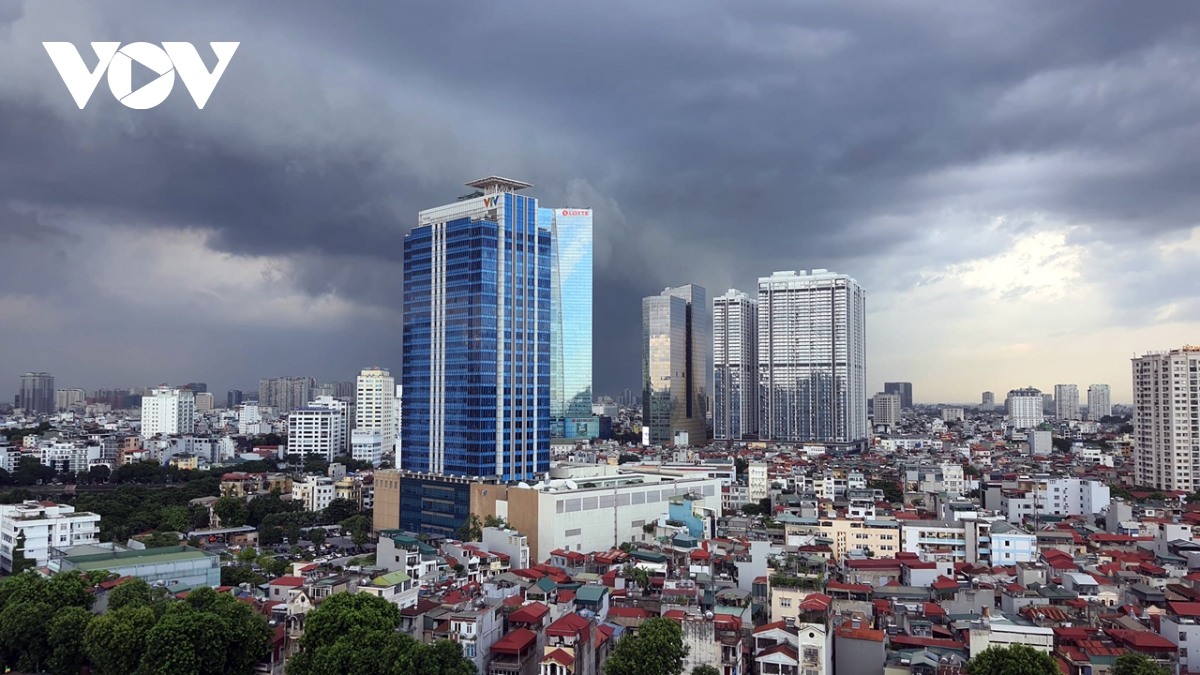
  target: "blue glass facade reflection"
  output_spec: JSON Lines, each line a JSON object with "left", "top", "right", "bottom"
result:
{"left": 403, "top": 184, "right": 550, "bottom": 482}
{"left": 540, "top": 207, "right": 594, "bottom": 441}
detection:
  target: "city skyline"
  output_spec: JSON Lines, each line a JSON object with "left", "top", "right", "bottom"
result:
{"left": 3, "top": 3, "right": 1200, "bottom": 405}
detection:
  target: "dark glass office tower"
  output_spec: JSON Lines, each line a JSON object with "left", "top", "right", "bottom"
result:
{"left": 403, "top": 177, "right": 550, "bottom": 481}
{"left": 642, "top": 284, "right": 708, "bottom": 446}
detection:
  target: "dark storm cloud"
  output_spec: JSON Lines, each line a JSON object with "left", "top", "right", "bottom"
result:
{"left": 1, "top": 0, "right": 1199, "bottom": 398}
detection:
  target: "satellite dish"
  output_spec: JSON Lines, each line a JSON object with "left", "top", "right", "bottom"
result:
{"left": 565, "top": 480, "right": 578, "bottom": 491}
{"left": 518, "top": 482, "right": 530, "bottom": 489}
{"left": 532, "top": 481, "right": 545, "bottom": 490}
{"left": 705, "top": 611, "right": 714, "bottom": 620}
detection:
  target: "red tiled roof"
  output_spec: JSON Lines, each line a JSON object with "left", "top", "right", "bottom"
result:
{"left": 1169, "top": 602, "right": 1200, "bottom": 618}
{"left": 757, "top": 643, "right": 799, "bottom": 662}
{"left": 557, "top": 590, "right": 576, "bottom": 604}
{"left": 835, "top": 624, "right": 885, "bottom": 642}
{"left": 1105, "top": 629, "right": 1176, "bottom": 651}
{"left": 542, "top": 648, "right": 575, "bottom": 667}
{"left": 608, "top": 607, "right": 649, "bottom": 619}
{"left": 492, "top": 627, "right": 537, "bottom": 655}
{"left": 271, "top": 576, "right": 305, "bottom": 587}
{"left": 547, "top": 612, "right": 591, "bottom": 641}
{"left": 508, "top": 602, "right": 550, "bottom": 624}
{"left": 931, "top": 576, "right": 959, "bottom": 591}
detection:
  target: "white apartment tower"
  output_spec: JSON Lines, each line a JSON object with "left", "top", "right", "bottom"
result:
{"left": 1087, "top": 384, "right": 1112, "bottom": 421}
{"left": 1134, "top": 348, "right": 1200, "bottom": 491}
{"left": 354, "top": 368, "right": 397, "bottom": 456}
{"left": 873, "top": 392, "right": 902, "bottom": 429}
{"left": 1006, "top": 387, "right": 1044, "bottom": 430}
{"left": 1054, "top": 384, "right": 1080, "bottom": 420}
{"left": 757, "top": 270, "right": 867, "bottom": 447}
{"left": 713, "top": 289, "right": 758, "bottom": 440}
{"left": 141, "top": 387, "right": 196, "bottom": 436}
{"left": 287, "top": 395, "right": 349, "bottom": 462}
{"left": 0, "top": 500, "right": 100, "bottom": 572}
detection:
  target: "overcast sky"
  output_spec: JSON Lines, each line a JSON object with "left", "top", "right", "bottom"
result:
{"left": 2, "top": 1, "right": 1199, "bottom": 405}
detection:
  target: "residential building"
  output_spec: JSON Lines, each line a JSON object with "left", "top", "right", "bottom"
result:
{"left": 286, "top": 396, "right": 349, "bottom": 462}
{"left": 997, "top": 476, "right": 1110, "bottom": 524}
{"left": 873, "top": 393, "right": 901, "bottom": 429}
{"left": 758, "top": 270, "right": 867, "bottom": 448}
{"left": 714, "top": 288, "right": 758, "bottom": 441}
{"left": 481, "top": 526, "right": 531, "bottom": 571}
{"left": 0, "top": 500, "right": 100, "bottom": 572}
{"left": 193, "top": 392, "right": 214, "bottom": 411}
{"left": 540, "top": 207, "right": 594, "bottom": 442}
{"left": 471, "top": 474, "right": 723, "bottom": 563}
{"left": 357, "top": 569, "right": 419, "bottom": 610}
{"left": 1087, "top": 384, "right": 1112, "bottom": 421}
{"left": 1054, "top": 384, "right": 1080, "bottom": 420}
{"left": 643, "top": 284, "right": 708, "bottom": 447}
{"left": 351, "top": 429, "right": 384, "bottom": 466}
{"left": 403, "top": 177, "right": 550, "bottom": 481}
{"left": 292, "top": 475, "right": 336, "bottom": 512}
{"left": 748, "top": 463, "right": 770, "bottom": 504}
{"left": 884, "top": 382, "right": 913, "bottom": 410}
{"left": 54, "top": 388, "right": 85, "bottom": 412}
{"left": 377, "top": 531, "right": 444, "bottom": 582}
{"left": 942, "top": 407, "right": 964, "bottom": 422}
{"left": 258, "top": 376, "right": 316, "bottom": 415}
{"left": 785, "top": 518, "right": 901, "bottom": 560}
{"left": 226, "top": 389, "right": 244, "bottom": 409}
{"left": 1006, "top": 388, "right": 1044, "bottom": 430}
{"left": 17, "top": 372, "right": 54, "bottom": 415}
{"left": 355, "top": 367, "right": 396, "bottom": 456}
{"left": 141, "top": 387, "right": 196, "bottom": 436}
{"left": 1133, "top": 347, "right": 1200, "bottom": 491}
{"left": 989, "top": 522, "right": 1037, "bottom": 563}
{"left": 982, "top": 391, "right": 995, "bottom": 410}
{"left": 542, "top": 613, "right": 596, "bottom": 675}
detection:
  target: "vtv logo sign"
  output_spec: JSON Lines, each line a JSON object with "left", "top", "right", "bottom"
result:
{"left": 43, "top": 42, "right": 239, "bottom": 109}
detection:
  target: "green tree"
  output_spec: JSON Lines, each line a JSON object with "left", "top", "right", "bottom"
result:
{"left": 184, "top": 586, "right": 271, "bottom": 675}
{"left": 0, "top": 600, "right": 55, "bottom": 672}
{"left": 143, "top": 607, "right": 232, "bottom": 675}
{"left": 85, "top": 605, "right": 158, "bottom": 675}
{"left": 47, "top": 606, "right": 93, "bottom": 675}
{"left": 236, "top": 546, "right": 260, "bottom": 564}
{"left": 286, "top": 593, "right": 472, "bottom": 675}
{"left": 868, "top": 479, "right": 903, "bottom": 504}
{"left": 214, "top": 496, "right": 249, "bottom": 527}
{"left": 1112, "top": 652, "right": 1172, "bottom": 675}
{"left": 10, "top": 530, "right": 35, "bottom": 574}
{"left": 455, "top": 513, "right": 482, "bottom": 542}
{"left": 342, "top": 515, "right": 372, "bottom": 546}
{"left": 692, "top": 666, "right": 721, "bottom": 675}
{"left": 482, "top": 515, "right": 508, "bottom": 529}
{"left": 308, "top": 528, "right": 327, "bottom": 548}
{"left": 604, "top": 617, "right": 687, "bottom": 675}
{"left": 740, "top": 502, "right": 762, "bottom": 517}
{"left": 221, "top": 566, "right": 266, "bottom": 587}
{"left": 143, "top": 530, "right": 182, "bottom": 548}
{"left": 321, "top": 498, "right": 359, "bottom": 525}
{"left": 108, "top": 577, "right": 155, "bottom": 613}
{"left": 967, "top": 644, "right": 1059, "bottom": 675}
{"left": 159, "top": 504, "right": 191, "bottom": 532}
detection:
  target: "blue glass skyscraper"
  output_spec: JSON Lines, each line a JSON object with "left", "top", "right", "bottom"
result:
{"left": 540, "top": 207, "right": 594, "bottom": 441}
{"left": 402, "top": 177, "right": 551, "bottom": 481}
